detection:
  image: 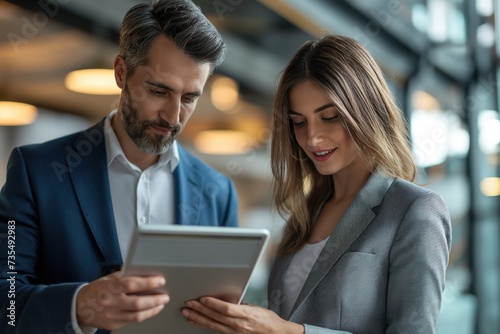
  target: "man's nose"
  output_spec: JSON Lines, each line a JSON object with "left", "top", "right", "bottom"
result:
{"left": 160, "top": 99, "right": 181, "bottom": 126}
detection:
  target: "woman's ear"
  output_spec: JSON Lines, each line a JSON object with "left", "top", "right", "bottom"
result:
{"left": 113, "top": 55, "right": 127, "bottom": 89}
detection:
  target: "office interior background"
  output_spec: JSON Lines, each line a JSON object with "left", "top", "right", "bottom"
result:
{"left": 0, "top": 0, "right": 499, "bottom": 333}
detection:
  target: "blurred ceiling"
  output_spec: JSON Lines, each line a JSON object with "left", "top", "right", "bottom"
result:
{"left": 0, "top": 0, "right": 475, "bottom": 154}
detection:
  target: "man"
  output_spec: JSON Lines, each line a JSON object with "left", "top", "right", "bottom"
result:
{"left": 0, "top": 1, "right": 238, "bottom": 333}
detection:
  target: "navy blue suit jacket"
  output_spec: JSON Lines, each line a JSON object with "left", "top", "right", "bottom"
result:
{"left": 0, "top": 121, "right": 238, "bottom": 333}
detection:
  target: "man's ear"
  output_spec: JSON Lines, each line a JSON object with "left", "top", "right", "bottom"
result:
{"left": 114, "top": 55, "right": 127, "bottom": 89}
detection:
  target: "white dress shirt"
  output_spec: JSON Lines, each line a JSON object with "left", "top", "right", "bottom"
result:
{"left": 104, "top": 110, "right": 179, "bottom": 259}
{"left": 72, "top": 110, "right": 180, "bottom": 334}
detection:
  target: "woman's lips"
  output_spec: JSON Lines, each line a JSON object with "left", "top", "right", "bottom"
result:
{"left": 311, "top": 149, "right": 335, "bottom": 162}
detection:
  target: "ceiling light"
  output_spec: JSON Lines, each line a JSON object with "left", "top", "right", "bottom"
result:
{"left": 65, "top": 69, "right": 121, "bottom": 95}
{"left": 0, "top": 101, "right": 37, "bottom": 126}
{"left": 476, "top": 0, "right": 494, "bottom": 17}
{"left": 412, "top": 91, "right": 440, "bottom": 111}
{"left": 194, "top": 130, "right": 253, "bottom": 155}
{"left": 210, "top": 76, "right": 239, "bottom": 112}
{"left": 477, "top": 22, "right": 495, "bottom": 48}
{"left": 480, "top": 177, "right": 500, "bottom": 197}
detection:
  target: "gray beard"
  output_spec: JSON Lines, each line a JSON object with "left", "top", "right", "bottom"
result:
{"left": 121, "top": 86, "right": 181, "bottom": 155}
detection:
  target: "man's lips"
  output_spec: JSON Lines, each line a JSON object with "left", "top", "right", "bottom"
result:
{"left": 151, "top": 125, "right": 173, "bottom": 135}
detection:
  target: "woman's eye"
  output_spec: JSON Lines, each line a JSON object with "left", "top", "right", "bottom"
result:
{"left": 290, "top": 118, "right": 305, "bottom": 126}
{"left": 323, "top": 115, "right": 338, "bottom": 121}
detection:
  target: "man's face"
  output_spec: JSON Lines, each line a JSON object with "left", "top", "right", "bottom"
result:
{"left": 115, "top": 35, "right": 211, "bottom": 154}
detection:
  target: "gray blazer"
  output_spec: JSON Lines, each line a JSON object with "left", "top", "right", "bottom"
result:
{"left": 268, "top": 173, "right": 451, "bottom": 334}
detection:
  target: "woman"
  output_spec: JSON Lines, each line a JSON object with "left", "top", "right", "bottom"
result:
{"left": 182, "top": 35, "right": 451, "bottom": 334}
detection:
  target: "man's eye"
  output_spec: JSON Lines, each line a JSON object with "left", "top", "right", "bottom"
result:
{"left": 183, "top": 96, "right": 196, "bottom": 103}
{"left": 151, "top": 89, "right": 165, "bottom": 96}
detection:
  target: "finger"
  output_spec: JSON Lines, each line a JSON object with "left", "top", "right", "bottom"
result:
{"left": 120, "top": 293, "right": 170, "bottom": 312}
{"left": 120, "top": 275, "right": 166, "bottom": 294}
{"left": 199, "top": 297, "right": 242, "bottom": 317}
{"left": 106, "top": 271, "right": 122, "bottom": 279}
{"left": 99, "top": 303, "right": 166, "bottom": 330}
{"left": 182, "top": 305, "right": 232, "bottom": 333}
{"left": 116, "top": 304, "right": 166, "bottom": 324}
{"left": 186, "top": 300, "right": 238, "bottom": 327}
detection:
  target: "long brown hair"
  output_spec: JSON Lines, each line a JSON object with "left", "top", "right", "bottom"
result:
{"left": 271, "top": 35, "right": 416, "bottom": 256}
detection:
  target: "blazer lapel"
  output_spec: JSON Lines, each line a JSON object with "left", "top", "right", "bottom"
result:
{"left": 289, "top": 173, "right": 394, "bottom": 317}
{"left": 268, "top": 253, "right": 293, "bottom": 317}
{"left": 69, "top": 121, "right": 122, "bottom": 265}
{"left": 173, "top": 146, "right": 202, "bottom": 225}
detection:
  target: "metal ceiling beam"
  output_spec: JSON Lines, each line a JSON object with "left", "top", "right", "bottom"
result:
{"left": 258, "top": 0, "right": 418, "bottom": 80}
{"left": 7, "top": 0, "right": 281, "bottom": 99}
{"left": 259, "top": 0, "right": 475, "bottom": 85}
{"left": 343, "top": 0, "right": 474, "bottom": 85}
{"left": 219, "top": 33, "right": 284, "bottom": 96}
{"left": 6, "top": 0, "right": 119, "bottom": 42}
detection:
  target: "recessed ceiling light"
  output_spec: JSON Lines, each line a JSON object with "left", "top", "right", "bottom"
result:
{"left": 65, "top": 69, "right": 121, "bottom": 95}
{"left": 210, "top": 76, "right": 239, "bottom": 112}
{"left": 194, "top": 130, "right": 254, "bottom": 155}
{"left": 0, "top": 101, "right": 37, "bottom": 126}
{"left": 480, "top": 177, "right": 500, "bottom": 197}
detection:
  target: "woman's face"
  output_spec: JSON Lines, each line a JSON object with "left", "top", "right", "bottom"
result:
{"left": 288, "top": 80, "right": 364, "bottom": 176}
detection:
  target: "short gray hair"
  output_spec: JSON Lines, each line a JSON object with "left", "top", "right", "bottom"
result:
{"left": 119, "top": 0, "right": 226, "bottom": 77}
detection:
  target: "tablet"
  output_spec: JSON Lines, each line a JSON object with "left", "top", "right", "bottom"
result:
{"left": 112, "top": 225, "right": 270, "bottom": 334}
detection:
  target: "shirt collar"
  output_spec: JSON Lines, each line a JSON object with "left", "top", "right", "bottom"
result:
{"left": 104, "top": 110, "right": 180, "bottom": 172}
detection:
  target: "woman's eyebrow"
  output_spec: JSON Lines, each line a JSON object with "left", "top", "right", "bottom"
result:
{"left": 288, "top": 103, "right": 335, "bottom": 115}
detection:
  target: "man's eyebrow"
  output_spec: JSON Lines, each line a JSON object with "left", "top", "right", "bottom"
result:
{"left": 146, "top": 80, "right": 174, "bottom": 92}
{"left": 145, "top": 80, "right": 201, "bottom": 97}
{"left": 288, "top": 103, "right": 335, "bottom": 115}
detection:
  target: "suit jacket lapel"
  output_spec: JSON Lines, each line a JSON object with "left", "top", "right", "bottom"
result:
{"left": 288, "top": 173, "right": 394, "bottom": 317}
{"left": 69, "top": 121, "right": 122, "bottom": 265}
{"left": 268, "top": 253, "right": 293, "bottom": 317}
{"left": 173, "top": 146, "right": 202, "bottom": 225}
